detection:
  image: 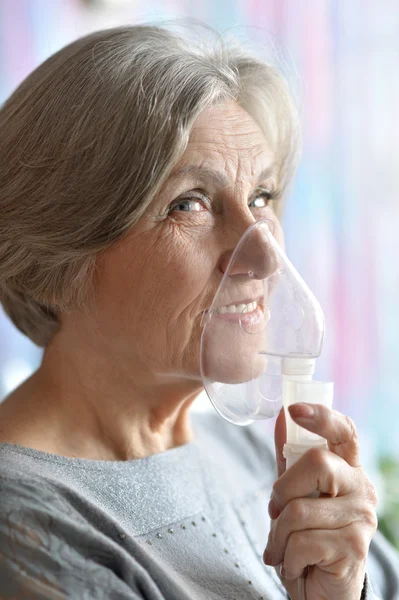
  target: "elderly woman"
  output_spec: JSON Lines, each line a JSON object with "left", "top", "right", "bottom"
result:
{"left": 0, "top": 25, "right": 398, "bottom": 600}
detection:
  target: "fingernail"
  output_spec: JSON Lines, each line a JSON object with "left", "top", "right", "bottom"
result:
{"left": 289, "top": 403, "right": 315, "bottom": 419}
{"left": 263, "top": 549, "right": 272, "bottom": 565}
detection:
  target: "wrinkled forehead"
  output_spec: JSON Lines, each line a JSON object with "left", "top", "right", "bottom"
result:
{"left": 173, "top": 101, "right": 276, "bottom": 187}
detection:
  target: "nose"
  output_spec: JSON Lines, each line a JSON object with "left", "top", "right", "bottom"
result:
{"left": 218, "top": 218, "right": 279, "bottom": 280}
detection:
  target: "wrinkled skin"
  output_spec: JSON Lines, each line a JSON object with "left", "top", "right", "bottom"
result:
{"left": 0, "top": 101, "right": 377, "bottom": 600}
{"left": 266, "top": 404, "right": 377, "bottom": 600}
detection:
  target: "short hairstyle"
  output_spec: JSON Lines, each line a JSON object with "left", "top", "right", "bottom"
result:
{"left": 0, "top": 24, "right": 300, "bottom": 347}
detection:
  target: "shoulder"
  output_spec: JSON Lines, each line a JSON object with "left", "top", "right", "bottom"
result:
{"left": 0, "top": 465, "right": 109, "bottom": 555}
{"left": 0, "top": 469, "right": 88, "bottom": 538}
{"left": 0, "top": 470, "right": 138, "bottom": 599}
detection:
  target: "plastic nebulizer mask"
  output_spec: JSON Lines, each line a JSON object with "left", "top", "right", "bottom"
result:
{"left": 200, "top": 218, "right": 333, "bottom": 467}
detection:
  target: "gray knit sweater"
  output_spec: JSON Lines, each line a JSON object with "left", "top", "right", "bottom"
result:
{"left": 0, "top": 411, "right": 397, "bottom": 599}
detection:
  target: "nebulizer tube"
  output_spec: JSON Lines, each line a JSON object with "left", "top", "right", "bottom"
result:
{"left": 282, "top": 358, "right": 333, "bottom": 468}
{"left": 282, "top": 360, "right": 333, "bottom": 599}
{"left": 200, "top": 218, "right": 333, "bottom": 599}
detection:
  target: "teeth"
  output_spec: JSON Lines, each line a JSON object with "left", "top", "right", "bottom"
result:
{"left": 216, "top": 301, "right": 258, "bottom": 314}
{"left": 243, "top": 301, "right": 258, "bottom": 313}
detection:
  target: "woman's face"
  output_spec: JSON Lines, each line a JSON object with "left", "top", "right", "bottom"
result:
{"left": 93, "top": 101, "right": 284, "bottom": 384}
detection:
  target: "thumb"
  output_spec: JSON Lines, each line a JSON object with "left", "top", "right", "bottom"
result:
{"left": 274, "top": 407, "right": 287, "bottom": 477}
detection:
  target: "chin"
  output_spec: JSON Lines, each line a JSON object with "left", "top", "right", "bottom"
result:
{"left": 200, "top": 330, "right": 267, "bottom": 385}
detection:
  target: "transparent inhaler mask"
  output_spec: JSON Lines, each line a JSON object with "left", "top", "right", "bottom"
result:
{"left": 200, "top": 218, "right": 325, "bottom": 425}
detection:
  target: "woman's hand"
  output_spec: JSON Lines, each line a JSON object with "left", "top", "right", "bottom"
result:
{"left": 263, "top": 403, "right": 378, "bottom": 600}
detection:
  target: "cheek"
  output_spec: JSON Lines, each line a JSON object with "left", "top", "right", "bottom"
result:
{"left": 115, "top": 226, "right": 216, "bottom": 325}
{"left": 142, "top": 232, "right": 216, "bottom": 372}
{"left": 154, "top": 234, "right": 215, "bottom": 316}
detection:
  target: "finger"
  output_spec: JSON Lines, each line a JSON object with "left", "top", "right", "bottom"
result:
{"left": 265, "top": 495, "right": 373, "bottom": 567}
{"left": 274, "top": 407, "right": 286, "bottom": 478}
{"left": 288, "top": 403, "right": 361, "bottom": 467}
{"left": 280, "top": 523, "right": 371, "bottom": 583}
{"left": 269, "top": 447, "right": 360, "bottom": 516}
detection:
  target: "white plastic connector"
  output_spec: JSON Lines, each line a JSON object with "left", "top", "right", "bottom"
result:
{"left": 282, "top": 357, "right": 316, "bottom": 378}
{"left": 282, "top": 376, "right": 334, "bottom": 469}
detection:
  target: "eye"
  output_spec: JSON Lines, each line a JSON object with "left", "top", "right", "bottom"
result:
{"left": 168, "top": 191, "right": 210, "bottom": 214}
{"left": 248, "top": 188, "right": 279, "bottom": 209}
{"left": 170, "top": 199, "right": 206, "bottom": 212}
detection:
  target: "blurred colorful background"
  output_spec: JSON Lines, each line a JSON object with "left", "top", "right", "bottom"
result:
{"left": 1, "top": 0, "right": 398, "bottom": 545}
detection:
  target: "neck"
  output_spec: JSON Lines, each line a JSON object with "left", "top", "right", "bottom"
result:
{"left": 6, "top": 331, "right": 203, "bottom": 461}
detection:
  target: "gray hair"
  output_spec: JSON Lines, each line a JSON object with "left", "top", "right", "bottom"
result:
{"left": 0, "top": 24, "right": 300, "bottom": 347}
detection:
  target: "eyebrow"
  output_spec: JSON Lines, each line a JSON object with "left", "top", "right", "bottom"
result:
{"left": 169, "top": 165, "right": 275, "bottom": 187}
